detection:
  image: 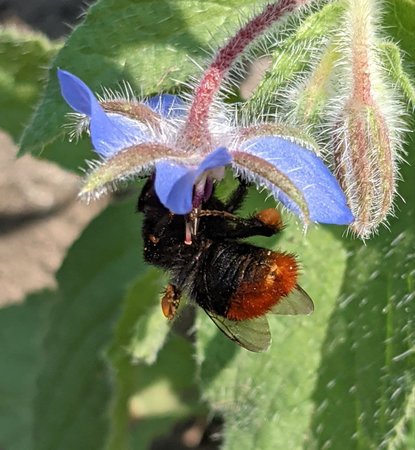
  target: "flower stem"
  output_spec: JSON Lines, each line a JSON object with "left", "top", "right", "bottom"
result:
{"left": 181, "top": 0, "right": 305, "bottom": 151}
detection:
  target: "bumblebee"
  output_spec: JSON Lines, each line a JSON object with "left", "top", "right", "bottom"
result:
{"left": 138, "top": 179, "right": 313, "bottom": 352}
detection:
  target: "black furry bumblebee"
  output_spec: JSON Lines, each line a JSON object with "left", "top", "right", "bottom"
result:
{"left": 138, "top": 178, "right": 313, "bottom": 352}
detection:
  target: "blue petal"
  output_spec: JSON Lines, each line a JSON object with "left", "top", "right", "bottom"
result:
{"left": 196, "top": 147, "right": 233, "bottom": 177}
{"left": 145, "top": 94, "right": 186, "bottom": 119}
{"left": 58, "top": 68, "right": 104, "bottom": 117}
{"left": 154, "top": 147, "right": 232, "bottom": 214}
{"left": 58, "top": 69, "right": 150, "bottom": 158}
{"left": 91, "top": 114, "right": 150, "bottom": 158}
{"left": 155, "top": 162, "right": 196, "bottom": 214}
{"left": 240, "top": 136, "right": 354, "bottom": 224}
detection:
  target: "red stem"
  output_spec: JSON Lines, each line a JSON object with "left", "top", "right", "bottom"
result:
{"left": 182, "top": 0, "right": 304, "bottom": 151}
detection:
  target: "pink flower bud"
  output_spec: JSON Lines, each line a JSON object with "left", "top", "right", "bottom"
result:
{"left": 328, "top": 0, "right": 405, "bottom": 238}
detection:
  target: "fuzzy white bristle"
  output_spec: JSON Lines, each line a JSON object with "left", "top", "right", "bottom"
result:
{"left": 325, "top": 0, "right": 408, "bottom": 237}
{"left": 63, "top": 112, "right": 90, "bottom": 142}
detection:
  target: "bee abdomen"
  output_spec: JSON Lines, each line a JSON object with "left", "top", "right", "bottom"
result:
{"left": 226, "top": 250, "right": 298, "bottom": 320}
{"left": 193, "top": 242, "right": 299, "bottom": 320}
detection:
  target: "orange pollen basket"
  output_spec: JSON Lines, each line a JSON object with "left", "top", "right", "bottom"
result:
{"left": 226, "top": 252, "right": 298, "bottom": 321}
{"left": 255, "top": 208, "right": 282, "bottom": 231}
{"left": 161, "top": 284, "right": 180, "bottom": 321}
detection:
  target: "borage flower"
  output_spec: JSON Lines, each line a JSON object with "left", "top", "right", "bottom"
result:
{"left": 57, "top": 0, "right": 353, "bottom": 233}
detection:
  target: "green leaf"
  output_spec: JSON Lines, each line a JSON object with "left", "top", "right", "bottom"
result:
{"left": 106, "top": 269, "right": 171, "bottom": 449}
{"left": 393, "top": 390, "right": 415, "bottom": 450}
{"left": 0, "top": 27, "right": 59, "bottom": 140}
{"left": 34, "top": 199, "right": 144, "bottom": 450}
{"left": 0, "top": 290, "right": 54, "bottom": 450}
{"left": 108, "top": 327, "right": 202, "bottom": 450}
{"left": 127, "top": 334, "right": 204, "bottom": 449}
{"left": 129, "top": 415, "right": 188, "bottom": 450}
{"left": 378, "top": 42, "right": 415, "bottom": 108}
{"left": 19, "top": 0, "right": 267, "bottom": 169}
{"left": 196, "top": 190, "right": 349, "bottom": 450}
{"left": 309, "top": 4, "right": 415, "bottom": 447}
{"left": 310, "top": 211, "right": 415, "bottom": 449}
{"left": 127, "top": 277, "right": 171, "bottom": 364}
{"left": 385, "top": 0, "right": 415, "bottom": 60}
{"left": 130, "top": 334, "right": 202, "bottom": 418}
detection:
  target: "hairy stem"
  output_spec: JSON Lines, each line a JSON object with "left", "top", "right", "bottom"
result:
{"left": 181, "top": 0, "right": 305, "bottom": 151}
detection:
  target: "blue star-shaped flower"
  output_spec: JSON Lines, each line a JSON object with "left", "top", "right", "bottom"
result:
{"left": 58, "top": 69, "right": 353, "bottom": 225}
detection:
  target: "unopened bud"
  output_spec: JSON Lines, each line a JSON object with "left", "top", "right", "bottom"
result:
{"left": 329, "top": 0, "right": 404, "bottom": 238}
{"left": 333, "top": 101, "right": 395, "bottom": 238}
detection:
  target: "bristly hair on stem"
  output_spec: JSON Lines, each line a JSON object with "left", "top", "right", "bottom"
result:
{"left": 181, "top": 0, "right": 308, "bottom": 152}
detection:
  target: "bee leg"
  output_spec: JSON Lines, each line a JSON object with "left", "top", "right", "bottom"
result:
{"left": 161, "top": 283, "right": 182, "bottom": 320}
{"left": 220, "top": 209, "right": 283, "bottom": 239}
{"left": 195, "top": 208, "right": 283, "bottom": 239}
{"left": 223, "top": 178, "right": 251, "bottom": 213}
{"left": 203, "top": 178, "right": 250, "bottom": 212}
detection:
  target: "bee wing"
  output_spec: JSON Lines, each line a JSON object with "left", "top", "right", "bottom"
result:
{"left": 204, "top": 309, "right": 271, "bottom": 352}
{"left": 270, "top": 284, "right": 314, "bottom": 316}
